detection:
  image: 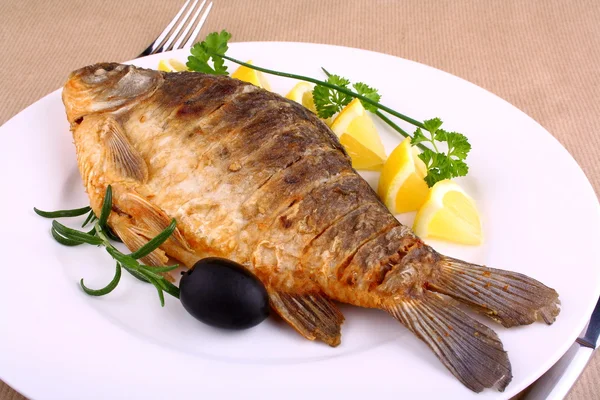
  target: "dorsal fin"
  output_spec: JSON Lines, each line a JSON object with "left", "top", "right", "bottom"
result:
{"left": 101, "top": 117, "right": 148, "bottom": 182}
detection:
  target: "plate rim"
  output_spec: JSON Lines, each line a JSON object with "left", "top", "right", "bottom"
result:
{"left": 1, "top": 41, "right": 599, "bottom": 400}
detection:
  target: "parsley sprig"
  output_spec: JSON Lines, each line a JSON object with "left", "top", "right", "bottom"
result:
{"left": 187, "top": 30, "right": 231, "bottom": 75}
{"left": 34, "top": 185, "right": 180, "bottom": 304}
{"left": 312, "top": 74, "right": 352, "bottom": 118}
{"left": 187, "top": 30, "right": 471, "bottom": 186}
{"left": 313, "top": 70, "right": 382, "bottom": 118}
{"left": 411, "top": 118, "right": 471, "bottom": 187}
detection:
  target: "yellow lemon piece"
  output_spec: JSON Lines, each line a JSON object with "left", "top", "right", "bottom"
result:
{"left": 377, "top": 137, "right": 429, "bottom": 213}
{"left": 413, "top": 180, "right": 483, "bottom": 245}
{"left": 301, "top": 89, "right": 317, "bottom": 113}
{"left": 338, "top": 133, "right": 384, "bottom": 171}
{"left": 158, "top": 59, "right": 188, "bottom": 72}
{"left": 231, "top": 60, "right": 271, "bottom": 90}
{"left": 330, "top": 98, "right": 386, "bottom": 170}
{"left": 285, "top": 82, "right": 334, "bottom": 125}
{"left": 286, "top": 82, "right": 314, "bottom": 104}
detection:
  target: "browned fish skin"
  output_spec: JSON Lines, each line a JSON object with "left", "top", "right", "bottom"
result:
{"left": 62, "top": 63, "right": 560, "bottom": 393}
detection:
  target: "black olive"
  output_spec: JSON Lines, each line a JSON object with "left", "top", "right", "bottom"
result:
{"left": 179, "top": 257, "right": 270, "bottom": 330}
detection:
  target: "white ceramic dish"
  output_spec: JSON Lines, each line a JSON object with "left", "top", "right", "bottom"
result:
{"left": 1, "top": 42, "right": 599, "bottom": 400}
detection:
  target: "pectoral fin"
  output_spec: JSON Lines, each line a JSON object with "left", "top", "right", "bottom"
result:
{"left": 111, "top": 222, "right": 169, "bottom": 267}
{"left": 111, "top": 221, "right": 174, "bottom": 282}
{"left": 102, "top": 117, "right": 148, "bottom": 182}
{"left": 119, "top": 192, "right": 198, "bottom": 267}
{"left": 269, "top": 290, "right": 345, "bottom": 347}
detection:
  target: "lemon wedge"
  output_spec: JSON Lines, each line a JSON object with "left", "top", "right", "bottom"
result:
{"left": 285, "top": 82, "right": 335, "bottom": 125}
{"left": 330, "top": 98, "right": 386, "bottom": 171}
{"left": 231, "top": 60, "right": 271, "bottom": 90}
{"left": 413, "top": 180, "right": 482, "bottom": 245}
{"left": 377, "top": 137, "right": 429, "bottom": 213}
{"left": 286, "top": 82, "right": 317, "bottom": 112}
{"left": 158, "top": 59, "right": 188, "bottom": 72}
{"left": 286, "top": 82, "right": 314, "bottom": 104}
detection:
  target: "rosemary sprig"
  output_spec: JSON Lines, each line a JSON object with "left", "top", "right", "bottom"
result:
{"left": 51, "top": 227, "right": 83, "bottom": 246}
{"left": 130, "top": 220, "right": 176, "bottom": 259}
{"left": 104, "top": 227, "right": 123, "bottom": 243}
{"left": 52, "top": 220, "right": 104, "bottom": 245}
{"left": 81, "top": 209, "right": 97, "bottom": 228}
{"left": 34, "top": 185, "right": 180, "bottom": 305}
{"left": 80, "top": 262, "right": 122, "bottom": 296}
{"left": 34, "top": 206, "right": 91, "bottom": 218}
{"left": 98, "top": 185, "right": 112, "bottom": 229}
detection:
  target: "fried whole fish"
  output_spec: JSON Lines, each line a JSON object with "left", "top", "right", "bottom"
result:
{"left": 62, "top": 63, "right": 560, "bottom": 393}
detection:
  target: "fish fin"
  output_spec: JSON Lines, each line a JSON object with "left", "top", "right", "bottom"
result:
{"left": 385, "top": 291, "right": 512, "bottom": 393}
{"left": 102, "top": 117, "right": 148, "bottom": 182}
{"left": 428, "top": 255, "right": 560, "bottom": 327}
{"left": 110, "top": 220, "right": 174, "bottom": 282}
{"left": 117, "top": 192, "right": 198, "bottom": 267}
{"left": 121, "top": 193, "right": 192, "bottom": 252}
{"left": 269, "top": 291, "right": 345, "bottom": 347}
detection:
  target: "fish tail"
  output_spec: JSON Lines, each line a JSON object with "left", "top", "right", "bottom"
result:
{"left": 427, "top": 255, "right": 560, "bottom": 327}
{"left": 384, "top": 291, "right": 512, "bottom": 392}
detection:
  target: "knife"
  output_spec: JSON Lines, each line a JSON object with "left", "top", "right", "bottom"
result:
{"left": 524, "top": 296, "right": 600, "bottom": 400}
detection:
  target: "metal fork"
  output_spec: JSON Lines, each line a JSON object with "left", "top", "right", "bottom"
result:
{"left": 138, "top": 0, "right": 213, "bottom": 57}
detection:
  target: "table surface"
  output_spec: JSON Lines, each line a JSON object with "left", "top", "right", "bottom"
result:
{"left": 1, "top": 0, "right": 599, "bottom": 398}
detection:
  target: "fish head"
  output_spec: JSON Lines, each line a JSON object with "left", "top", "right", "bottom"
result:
{"left": 62, "top": 63, "right": 163, "bottom": 125}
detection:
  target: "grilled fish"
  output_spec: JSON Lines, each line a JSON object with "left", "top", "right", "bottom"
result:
{"left": 62, "top": 63, "right": 560, "bottom": 393}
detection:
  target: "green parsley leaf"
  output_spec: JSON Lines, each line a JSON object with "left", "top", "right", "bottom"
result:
{"left": 413, "top": 122, "right": 471, "bottom": 187}
{"left": 419, "top": 150, "right": 449, "bottom": 187}
{"left": 417, "top": 148, "right": 435, "bottom": 166}
{"left": 187, "top": 30, "right": 231, "bottom": 75}
{"left": 423, "top": 117, "right": 443, "bottom": 133}
{"left": 410, "top": 127, "right": 428, "bottom": 146}
{"left": 353, "top": 82, "right": 381, "bottom": 112}
{"left": 312, "top": 75, "right": 353, "bottom": 119}
{"left": 449, "top": 158, "right": 469, "bottom": 177}
{"left": 424, "top": 169, "right": 447, "bottom": 187}
{"left": 445, "top": 131, "right": 471, "bottom": 160}
{"left": 204, "top": 31, "right": 231, "bottom": 56}
{"left": 327, "top": 75, "right": 351, "bottom": 89}
{"left": 434, "top": 128, "right": 447, "bottom": 141}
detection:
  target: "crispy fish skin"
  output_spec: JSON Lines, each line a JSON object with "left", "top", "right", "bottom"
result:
{"left": 62, "top": 63, "right": 560, "bottom": 393}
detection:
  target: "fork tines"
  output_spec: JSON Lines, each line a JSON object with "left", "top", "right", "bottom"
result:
{"left": 138, "top": 0, "right": 213, "bottom": 57}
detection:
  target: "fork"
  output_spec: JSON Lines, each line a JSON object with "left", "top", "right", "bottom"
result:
{"left": 138, "top": 0, "right": 213, "bottom": 57}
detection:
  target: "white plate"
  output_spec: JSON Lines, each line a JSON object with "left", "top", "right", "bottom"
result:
{"left": 1, "top": 42, "right": 599, "bottom": 400}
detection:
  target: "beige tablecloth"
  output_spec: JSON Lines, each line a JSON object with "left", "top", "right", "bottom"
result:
{"left": 1, "top": 0, "right": 599, "bottom": 398}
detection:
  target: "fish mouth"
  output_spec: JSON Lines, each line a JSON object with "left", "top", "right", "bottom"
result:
{"left": 68, "top": 62, "right": 129, "bottom": 84}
